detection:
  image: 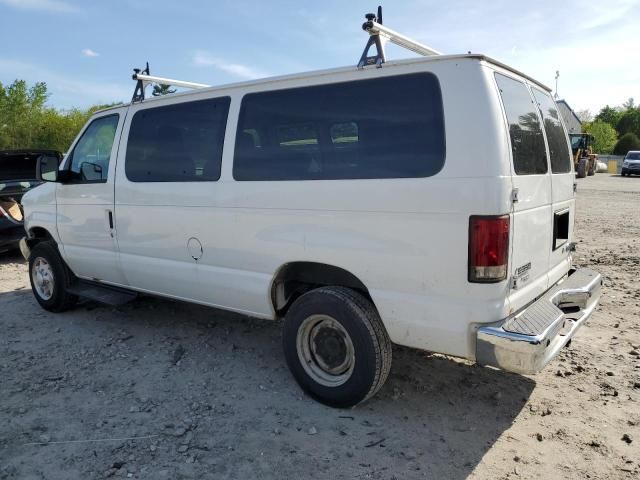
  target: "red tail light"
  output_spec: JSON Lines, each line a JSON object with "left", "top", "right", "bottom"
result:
{"left": 468, "top": 215, "right": 510, "bottom": 283}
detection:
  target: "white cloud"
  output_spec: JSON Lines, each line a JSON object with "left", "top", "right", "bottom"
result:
{"left": 81, "top": 48, "right": 99, "bottom": 58}
{"left": 0, "top": 0, "right": 78, "bottom": 13}
{"left": 192, "top": 50, "right": 268, "bottom": 80}
{"left": 0, "top": 58, "right": 129, "bottom": 109}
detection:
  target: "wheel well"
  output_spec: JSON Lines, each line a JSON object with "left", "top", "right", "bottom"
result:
{"left": 27, "top": 227, "right": 54, "bottom": 246}
{"left": 271, "top": 262, "right": 372, "bottom": 316}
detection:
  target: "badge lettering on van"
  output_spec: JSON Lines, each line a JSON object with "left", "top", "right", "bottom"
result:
{"left": 515, "top": 262, "right": 531, "bottom": 277}
{"left": 512, "top": 262, "right": 532, "bottom": 289}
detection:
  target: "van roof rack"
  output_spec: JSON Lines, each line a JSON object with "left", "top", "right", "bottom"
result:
{"left": 131, "top": 62, "right": 210, "bottom": 102}
{"left": 358, "top": 6, "right": 441, "bottom": 68}
{"left": 130, "top": 6, "right": 441, "bottom": 101}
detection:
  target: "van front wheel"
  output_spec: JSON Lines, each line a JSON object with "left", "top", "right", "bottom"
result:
{"left": 282, "top": 286, "right": 392, "bottom": 408}
{"left": 28, "top": 241, "right": 78, "bottom": 312}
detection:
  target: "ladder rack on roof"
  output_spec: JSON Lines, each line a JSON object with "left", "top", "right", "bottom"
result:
{"left": 130, "top": 6, "right": 442, "bottom": 102}
{"left": 358, "top": 6, "right": 441, "bottom": 68}
{"left": 131, "top": 62, "right": 210, "bottom": 102}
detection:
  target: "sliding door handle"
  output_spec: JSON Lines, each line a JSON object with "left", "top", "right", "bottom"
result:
{"left": 106, "top": 209, "right": 114, "bottom": 238}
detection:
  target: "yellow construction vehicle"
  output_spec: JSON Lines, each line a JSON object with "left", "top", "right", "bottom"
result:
{"left": 570, "top": 133, "right": 598, "bottom": 178}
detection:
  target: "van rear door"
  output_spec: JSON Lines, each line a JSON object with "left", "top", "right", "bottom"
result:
{"left": 494, "top": 73, "right": 552, "bottom": 310}
{"left": 531, "top": 88, "right": 574, "bottom": 286}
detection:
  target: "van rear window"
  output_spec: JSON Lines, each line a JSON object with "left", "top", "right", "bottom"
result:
{"left": 233, "top": 73, "right": 445, "bottom": 181}
{"left": 125, "top": 97, "right": 230, "bottom": 182}
{"left": 531, "top": 88, "right": 572, "bottom": 173}
{"left": 495, "top": 73, "right": 548, "bottom": 175}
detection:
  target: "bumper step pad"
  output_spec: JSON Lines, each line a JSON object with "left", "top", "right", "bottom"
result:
{"left": 476, "top": 268, "right": 601, "bottom": 374}
{"left": 502, "top": 269, "right": 600, "bottom": 337}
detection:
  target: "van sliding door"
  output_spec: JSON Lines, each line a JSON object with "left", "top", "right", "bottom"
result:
{"left": 113, "top": 97, "right": 243, "bottom": 307}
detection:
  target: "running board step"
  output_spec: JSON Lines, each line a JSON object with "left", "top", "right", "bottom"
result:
{"left": 67, "top": 281, "right": 137, "bottom": 306}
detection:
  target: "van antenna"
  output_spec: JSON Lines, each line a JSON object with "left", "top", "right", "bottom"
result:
{"left": 358, "top": 6, "right": 442, "bottom": 69}
{"left": 131, "top": 62, "right": 210, "bottom": 102}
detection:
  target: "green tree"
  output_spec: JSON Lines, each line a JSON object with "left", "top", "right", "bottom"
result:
{"left": 0, "top": 79, "right": 49, "bottom": 149}
{"left": 594, "top": 105, "right": 622, "bottom": 128}
{"left": 152, "top": 84, "right": 176, "bottom": 96}
{"left": 613, "top": 132, "right": 640, "bottom": 155}
{"left": 0, "top": 79, "right": 123, "bottom": 153}
{"left": 622, "top": 97, "right": 635, "bottom": 110}
{"left": 32, "top": 108, "right": 90, "bottom": 153}
{"left": 616, "top": 108, "right": 640, "bottom": 137}
{"left": 582, "top": 120, "right": 618, "bottom": 154}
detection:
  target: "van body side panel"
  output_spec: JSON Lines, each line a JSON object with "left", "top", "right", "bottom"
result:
{"left": 220, "top": 61, "right": 512, "bottom": 359}
{"left": 110, "top": 59, "right": 517, "bottom": 359}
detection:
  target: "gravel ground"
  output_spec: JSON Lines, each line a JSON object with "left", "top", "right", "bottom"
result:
{"left": 1, "top": 174, "right": 639, "bottom": 480}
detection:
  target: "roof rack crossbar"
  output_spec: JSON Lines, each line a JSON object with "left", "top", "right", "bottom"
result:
{"left": 358, "top": 6, "right": 441, "bottom": 69}
{"left": 131, "top": 63, "right": 210, "bottom": 102}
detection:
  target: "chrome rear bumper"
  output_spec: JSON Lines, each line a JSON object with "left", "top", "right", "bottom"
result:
{"left": 476, "top": 268, "right": 602, "bottom": 375}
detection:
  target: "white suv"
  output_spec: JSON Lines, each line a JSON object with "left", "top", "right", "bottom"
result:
{"left": 21, "top": 54, "right": 601, "bottom": 407}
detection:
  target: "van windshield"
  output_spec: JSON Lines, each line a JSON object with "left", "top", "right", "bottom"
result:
{"left": 626, "top": 153, "right": 640, "bottom": 160}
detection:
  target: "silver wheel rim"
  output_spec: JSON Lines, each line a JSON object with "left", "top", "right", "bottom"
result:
{"left": 296, "top": 314, "right": 355, "bottom": 387}
{"left": 32, "top": 257, "right": 54, "bottom": 300}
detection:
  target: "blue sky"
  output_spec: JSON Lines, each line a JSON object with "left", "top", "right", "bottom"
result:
{"left": 0, "top": 0, "right": 638, "bottom": 114}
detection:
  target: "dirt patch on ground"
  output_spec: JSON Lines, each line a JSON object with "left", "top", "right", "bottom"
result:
{"left": 1, "top": 175, "right": 639, "bottom": 479}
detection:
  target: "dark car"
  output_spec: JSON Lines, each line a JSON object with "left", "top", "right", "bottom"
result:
{"left": 0, "top": 150, "right": 62, "bottom": 253}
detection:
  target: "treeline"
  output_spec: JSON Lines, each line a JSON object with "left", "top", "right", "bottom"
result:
{"left": 582, "top": 100, "right": 640, "bottom": 155}
{"left": 0, "top": 79, "right": 118, "bottom": 153}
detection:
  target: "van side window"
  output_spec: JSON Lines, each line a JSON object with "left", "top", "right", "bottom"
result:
{"left": 125, "top": 97, "right": 230, "bottom": 182}
{"left": 531, "top": 89, "right": 572, "bottom": 173}
{"left": 495, "top": 73, "right": 548, "bottom": 175}
{"left": 67, "top": 115, "right": 119, "bottom": 183}
{"left": 233, "top": 73, "right": 445, "bottom": 181}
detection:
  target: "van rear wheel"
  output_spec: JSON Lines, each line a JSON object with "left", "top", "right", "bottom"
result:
{"left": 28, "top": 241, "right": 78, "bottom": 312}
{"left": 282, "top": 286, "right": 392, "bottom": 408}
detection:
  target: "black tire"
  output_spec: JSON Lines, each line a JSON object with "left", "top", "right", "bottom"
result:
{"left": 576, "top": 158, "right": 587, "bottom": 178}
{"left": 282, "top": 286, "right": 392, "bottom": 408}
{"left": 621, "top": 170, "right": 628, "bottom": 177}
{"left": 587, "top": 161, "right": 596, "bottom": 176}
{"left": 28, "top": 241, "right": 78, "bottom": 312}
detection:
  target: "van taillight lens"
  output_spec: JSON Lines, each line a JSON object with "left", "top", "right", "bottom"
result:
{"left": 468, "top": 215, "right": 510, "bottom": 283}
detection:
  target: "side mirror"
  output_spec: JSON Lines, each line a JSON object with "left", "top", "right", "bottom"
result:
{"left": 36, "top": 154, "right": 60, "bottom": 182}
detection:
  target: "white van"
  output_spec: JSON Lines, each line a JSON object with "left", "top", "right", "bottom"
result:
{"left": 21, "top": 53, "right": 601, "bottom": 407}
